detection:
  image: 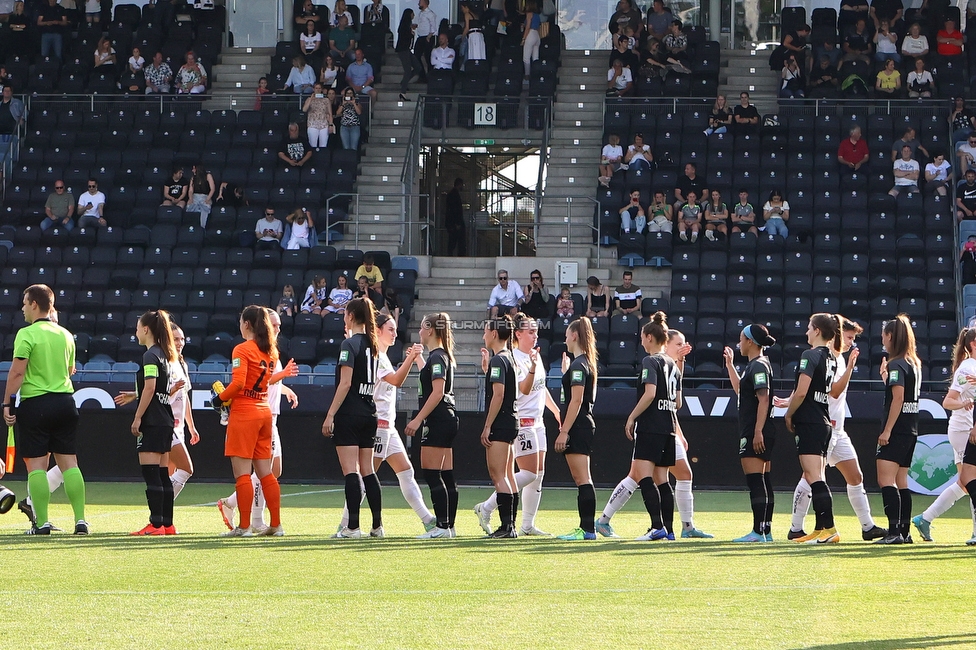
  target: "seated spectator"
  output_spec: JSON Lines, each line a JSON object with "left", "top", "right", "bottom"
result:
{"left": 647, "top": 190, "right": 672, "bottom": 232}
{"left": 703, "top": 95, "right": 732, "bottom": 136}
{"left": 185, "top": 163, "right": 215, "bottom": 228}
{"left": 618, "top": 189, "right": 646, "bottom": 234}
{"left": 677, "top": 190, "right": 702, "bottom": 243}
{"left": 732, "top": 91, "right": 760, "bottom": 135}
{"left": 332, "top": 0, "right": 354, "bottom": 27}
{"left": 302, "top": 275, "right": 329, "bottom": 315}
{"left": 555, "top": 286, "right": 575, "bottom": 319}
{"left": 353, "top": 276, "right": 384, "bottom": 309}
{"left": 585, "top": 276, "right": 609, "bottom": 318}
{"left": 892, "top": 126, "right": 929, "bottom": 162}
{"left": 176, "top": 51, "right": 207, "bottom": 94}
{"left": 381, "top": 287, "right": 401, "bottom": 322}
{"left": 282, "top": 54, "right": 316, "bottom": 97}
{"left": 277, "top": 284, "right": 297, "bottom": 317}
{"left": 890, "top": 145, "right": 920, "bottom": 196}
{"left": 144, "top": 51, "right": 173, "bottom": 94}
{"left": 762, "top": 189, "right": 790, "bottom": 238}
{"left": 956, "top": 132, "right": 976, "bottom": 173}
{"left": 674, "top": 162, "right": 707, "bottom": 212}
{"left": 924, "top": 152, "right": 952, "bottom": 196}
{"left": 41, "top": 180, "right": 74, "bottom": 231}
{"left": 607, "top": 58, "right": 634, "bottom": 97}
{"left": 770, "top": 23, "right": 810, "bottom": 72}
{"left": 599, "top": 133, "right": 624, "bottom": 187}
{"left": 961, "top": 235, "right": 976, "bottom": 285}
{"left": 319, "top": 55, "right": 344, "bottom": 91}
{"left": 329, "top": 15, "right": 357, "bottom": 63}
{"left": 299, "top": 20, "right": 323, "bottom": 69}
{"left": 295, "top": 0, "right": 323, "bottom": 27}
{"left": 951, "top": 98, "right": 976, "bottom": 145}
{"left": 285, "top": 207, "right": 314, "bottom": 249}
{"left": 869, "top": 0, "right": 903, "bottom": 29}
{"left": 645, "top": 0, "right": 673, "bottom": 41}
{"left": 900, "top": 22, "right": 929, "bottom": 64}
{"left": 161, "top": 166, "right": 188, "bottom": 208}
{"left": 128, "top": 46, "right": 146, "bottom": 74}
{"left": 808, "top": 57, "right": 840, "bottom": 98}
{"left": 364, "top": 0, "right": 391, "bottom": 33}
{"left": 279, "top": 122, "right": 313, "bottom": 167}
{"left": 488, "top": 270, "right": 523, "bottom": 318}
{"left": 215, "top": 181, "right": 248, "bottom": 207}
{"left": 842, "top": 19, "right": 873, "bottom": 66}
{"left": 875, "top": 57, "right": 901, "bottom": 96}
{"left": 779, "top": 53, "right": 805, "bottom": 99}
{"left": 610, "top": 33, "right": 639, "bottom": 71}
{"left": 0, "top": 86, "right": 25, "bottom": 148}
{"left": 731, "top": 189, "right": 758, "bottom": 235}
{"left": 122, "top": 47, "right": 147, "bottom": 93}
{"left": 255, "top": 207, "right": 284, "bottom": 250}
{"left": 93, "top": 37, "right": 116, "bottom": 70}
{"left": 937, "top": 18, "right": 965, "bottom": 57}
{"left": 639, "top": 38, "right": 670, "bottom": 78}
{"left": 77, "top": 178, "right": 106, "bottom": 228}
{"left": 521, "top": 269, "right": 551, "bottom": 319}
{"left": 354, "top": 253, "right": 385, "bottom": 292}
{"left": 703, "top": 189, "right": 729, "bottom": 241}
{"left": 335, "top": 88, "right": 364, "bottom": 150}
{"left": 623, "top": 133, "right": 654, "bottom": 171}
{"left": 325, "top": 275, "right": 353, "bottom": 313}
{"left": 346, "top": 49, "right": 377, "bottom": 102}
{"left": 839, "top": 0, "right": 870, "bottom": 32}
{"left": 609, "top": 0, "right": 643, "bottom": 38}
{"left": 613, "top": 270, "right": 642, "bottom": 317}
{"left": 838, "top": 125, "right": 869, "bottom": 173}
{"left": 812, "top": 36, "right": 840, "bottom": 70}
{"left": 303, "top": 82, "right": 335, "bottom": 150}
{"left": 906, "top": 58, "right": 934, "bottom": 98}
{"left": 431, "top": 33, "right": 456, "bottom": 71}
{"left": 956, "top": 168, "right": 976, "bottom": 221}
{"left": 873, "top": 20, "right": 899, "bottom": 63}
{"left": 662, "top": 20, "right": 691, "bottom": 73}
{"left": 85, "top": 0, "right": 101, "bottom": 23}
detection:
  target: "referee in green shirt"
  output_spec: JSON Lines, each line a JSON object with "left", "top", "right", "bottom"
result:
{"left": 2, "top": 284, "right": 88, "bottom": 535}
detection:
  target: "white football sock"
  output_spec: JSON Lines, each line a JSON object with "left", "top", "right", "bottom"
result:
{"left": 521, "top": 470, "right": 545, "bottom": 528}
{"left": 396, "top": 468, "right": 434, "bottom": 523}
{"left": 483, "top": 471, "right": 536, "bottom": 516}
{"left": 846, "top": 482, "right": 875, "bottom": 530}
{"left": 923, "top": 481, "right": 966, "bottom": 522}
{"left": 675, "top": 479, "right": 694, "bottom": 529}
{"left": 599, "top": 476, "right": 638, "bottom": 523}
{"left": 791, "top": 478, "right": 812, "bottom": 532}
{"left": 970, "top": 499, "right": 976, "bottom": 536}
{"left": 47, "top": 465, "right": 64, "bottom": 492}
{"left": 224, "top": 490, "right": 237, "bottom": 509}
{"left": 339, "top": 476, "right": 366, "bottom": 528}
{"left": 252, "top": 475, "right": 267, "bottom": 528}
{"left": 170, "top": 469, "right": 191, "bottom": 500}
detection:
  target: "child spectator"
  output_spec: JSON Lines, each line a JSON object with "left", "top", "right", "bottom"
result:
{"left": 600, "top": 134, "right": 624, "bottom": 187}
{"left": 277, "top": 285, "right": 297, "bottom": 317}
{"left": 285, "top": 208, "right": 314, "bottom": 249}
{"left": 556, "top": 287, "right": 575, "bottom": 318}
{"left": 301, "top": 275, "right": 329, "bottom": 315}
{"left": 325, "top": 275, "right": 353, "bottom": 313}
{"left": 254, "top": 76, "right": 270, "bottom": 110}
{"left": 354, "top": 253, "right": 384, "bottom": 292}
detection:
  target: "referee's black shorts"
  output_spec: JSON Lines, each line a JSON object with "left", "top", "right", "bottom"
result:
{"left": 16, "top": 392, "right": 79, "bottom": 458}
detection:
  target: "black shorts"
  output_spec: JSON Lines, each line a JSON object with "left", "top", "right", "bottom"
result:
{"left": 488, "top": 427, "right": 518, "bottom": 444}
{"left": 739, "top": 427, "right": 775, "bottom": 461}
{"left": 794, "top": 421, "right": 831, "bottom": 457}
{"left": 633, "top": 428, "right": 676, "bottom": 466}
{"left": 136, "top": 425, "right": 173, "bottom": 454}
{"left": 333, "top": 414, "right": 378, "bottom": 448}
{"left": 876, "top": 433, "right": 917, "bottom": 468}
{"left": 16, "top": 392, "right": 79, "bottom": 458}
{"left": 421, "top": 413, "right": 459, "bottom": 448}
{"left": 565, "top": 424, "right": 594, "bottom": 456}
{"left": 963, "top": 440, "right": 976, "bottom": 466}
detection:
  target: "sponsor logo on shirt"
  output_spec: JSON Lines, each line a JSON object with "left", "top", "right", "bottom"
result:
{"left": 754, "top": 372, "right": 767, "bottom": 388}
{"left": 432, "top": 363, "right": 443, "bottom": 375}
{"left": 799, "top": 359, "right": 808, "bottom": 370}
{"left": 490, "top": 367, "right": 501, "bottom": 379}
{"left": 889, "top": 370, "right": 900, "bottom": 383}
{"left": 572, "top": 370, "right": 583, "bottom": 382}
{"left": 232, "top": 357, "right": 241, "bottom": 368}
{"left": 641, "top": 368, "right": 649, "bottom": 381}
{"left": 339, "top": 350, "right": 350, "bottom": 363}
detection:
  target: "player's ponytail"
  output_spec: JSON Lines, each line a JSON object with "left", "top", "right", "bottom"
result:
{"left": 487, "top": 314, "right": 514, "bottom": 349}
{"left": 743, "top": 323, "right": 776, "bottom": 348}
{"left": 568, "top": 317, "right": 599, "bottom": 383}
{"left": 347, "top": 297, "right": 379, "bottom": 353}
{"left": 423, "top": 312, "right": 456, "bottom": 366}
{"left": 642, "top": 310, "right": 669, "bottom": 344}
{"left": 952, "top": 326, "right": 976, "bottom": 373}
{"left": 140, "top": 310, "right": 177, "bottom": 362}
{"left": 884, "top": 313, "right": 920, "bottom": 370}
{"left": 242, "top": 305, "right": 279, "bottom": 363}
{"left": 810, "top": 312, "right": 841, "bottom": 350}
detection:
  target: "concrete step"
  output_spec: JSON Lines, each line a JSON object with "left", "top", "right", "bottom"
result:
{"left": 431, "top": 256, "right": 498, "bottom": 269}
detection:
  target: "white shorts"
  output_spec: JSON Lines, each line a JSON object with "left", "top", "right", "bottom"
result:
{"left": 948, "top": 428, "right": 970, "bottom": 465}
{"left": 271, "top": 415, "right": 282, "bottom": 460}
{"left": 373, "top": 426, "right": 406, "bottom": 460}
{"left": 826, "top": 429, "right": 858, "bottom": 467}
{"left": 515, "top": 422, "right": 547, "bottom": 458}
{"left": 674, "top": 436, "right": 688, "bottom": 463}
{"left": 171, "top": 428, "right": 185, "bottom": 448}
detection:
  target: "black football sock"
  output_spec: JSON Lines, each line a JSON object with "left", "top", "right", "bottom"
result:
{"left": 442, "top": 470, "right": 458, "bottom": 528}
{"left": 810, "top": 480, "right": 834, "bottom": 530}
{"left": 344, "top": 473, "right": 362, "bottom": 530}
{"left": 141, "top": 464, "right": 163, "bottom": 527}
{"left": 657, "top": 481, "right": 675, "bottom": 534}
{"left": 639, "top": 477, "right": 663, "bottom": 529}
{"left": 899, "top": 488, "right": 912, "bottom": 538}
{"left": 512, "top": 492, "right": 519, "bottom": 530}
{"left": 423, "top": 468, "right": 448, "bottom": 528}
{"left": 362, "top": 472, "right": 382, "bottom": 530}
{"left": 577, "top": 483, "right": 596, "bottom": 533}
{"left": 762, "top": 472, "right": 775, "bottom": 535}
{"left": 497, "top": 492, "right": 513, "bottom": 530}
{"left": 746, "top": 473, "right": 765, "bottom": 535}
{"left": 881, "top": 486, "right": 901, "bottom": 532}
{"left": 158, "top": 466, "right": 174, "bottom": 527}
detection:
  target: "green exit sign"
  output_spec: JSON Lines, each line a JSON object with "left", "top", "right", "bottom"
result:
{"left": 474, "top": 139, "right": 495, "bottom": 145}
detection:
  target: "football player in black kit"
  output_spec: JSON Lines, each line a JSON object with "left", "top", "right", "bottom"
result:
{"left": 725, "top": 324, "right": 777, "bottom": 543}
{"left": 875, "top": 314, "right": 922, "bottom": 545}
{"left": 480, "top": 315, "right": 520, "bottom": 538}
{"left": 323, "top": 298, "right": 382, "bottom": 539}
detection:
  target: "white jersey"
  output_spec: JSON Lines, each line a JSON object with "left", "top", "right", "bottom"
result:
{"left": 513, "top": 348, "right": 547, "bottom": 421}
{"left": 374, "top": 352, "right": 397, "bottom": 424}
{"left": 948, "top": 357, "right": 976, "bottom": 432}
{"left": 827, "top": 351, "right": 848, "bottom": 433}
{"left": 171, "top": 360, "right": 190, "bottom": 435}
{"left": 268, "top": 359, "right": 283, "bottom": 416}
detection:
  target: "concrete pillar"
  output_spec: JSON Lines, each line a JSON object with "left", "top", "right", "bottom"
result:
{"left": 709, "top": 0, "right": 721, "bottom": 42}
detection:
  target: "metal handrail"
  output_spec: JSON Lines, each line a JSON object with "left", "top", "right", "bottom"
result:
{"left": 324, "top": 192, "right": 431, "bottom": 254}
{"left": 547, "top": 195, "right": 601, "bottom": 265}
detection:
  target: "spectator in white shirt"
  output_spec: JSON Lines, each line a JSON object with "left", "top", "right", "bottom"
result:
{"left": 255, "top": 207, "right": 284, "bottom": 250}
{"left": 623, "top": 132, "right": 653, "bottom": 171}
{"left": 600, "top": 133, "right": 624, "bottom": 187}
{"left": 606, "top": 59, "right": 633, "bottom": 97}
{"left": 890, "top": 145, "right": 920, "bottom": 196}
{"left": 924, "top": 152, "right": 952, "bottom": 196}
{"left": 901, "top": 22, "right": 929, "bottom": 63}
{"left": 431, "top": 33, "right": 455, "bottom": 70}
{"left": 413, "top": 0, "right": 437, "bottom": 80}
{"left": 77, "top": 178, "right": 107, "bottom": 228}
{"left": 487, "top": 269, "right": 523, "bottom": 318}
{"left": 906, "top": 58, "right": 934, "bottom": 98}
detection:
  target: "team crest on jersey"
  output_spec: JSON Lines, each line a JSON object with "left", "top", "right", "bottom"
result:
{"left": 958, "top": 375, "right": 968, "bottom": 385}
{"left": 739, "top": 437, "right": 747, "bottom": 451}
{"left": 754, "top": 372, "right": 767, "bottom": 387}
{"left": 889, "top": 370, "right": 899, "bottom": 383}
{"left": 572, "top": 370, "right": 583, "bottom": 382}
{"left": 799, "top": 359, "right": 808, "bottom": 370}
{"left": 232, "top": 357, "right": 241, "bottom": 368}
{"left": 339, "top": 350, "right": 350, "bottom": 362}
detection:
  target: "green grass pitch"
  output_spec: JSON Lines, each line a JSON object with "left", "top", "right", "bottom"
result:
{"left": 2, "top": 481, "right": 975, "bottom": 649}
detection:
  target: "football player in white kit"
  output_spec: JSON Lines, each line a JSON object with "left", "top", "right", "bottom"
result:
{"left": 168, "top": 324, "right": 200, "bottom": 499}
{"left": 912, "top": 326, "right": 976, "bottom": 542}
{"left": 474, "top": 314, "right": 561, "bottom": 536}
{"left": 218, "top": 310, "right": 298, "bottom": 532}
{"left": 787, "top": 317, "right": 886, "bottom": 541}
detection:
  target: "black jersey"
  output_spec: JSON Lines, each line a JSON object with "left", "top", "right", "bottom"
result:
{"left": 883, "top": 358, "right": 920, "bottom": 436}
{"left": 792, "top": 346, "right": 836, "bottom": 425}
{"left": 136, "top": 345, "right": 175, "bottom": 429}
{"left": 561, "top": 355, "right": 596, "bottom": 430}
{"left": 335, "top": 333, "right": 378, "bottom": 418}
{"left": 419, "top": 347, "right": 456, "bottom": 421}
{"left": 738, "top": 356, "right": 774, "bottom": 438}
{"left": 636, "top": 353, "right": 679, "bottom": 435}
{"left": 485, "top": 349, "right": 518, "bottom": 432}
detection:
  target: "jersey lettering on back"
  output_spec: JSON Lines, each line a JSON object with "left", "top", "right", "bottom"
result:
{"left": 793, "top": 346, "right": 836, "bottom": 425}
{"left": 336, "top": 333, "right": 379, "bottom": 417}
{"left": 637, "top": 353, "right": 679, "bottom": 434}
{"left": 561, "top": 356, "right": 595, "bottom": 430}
{"left": 884, "top": 357, "right": 920, "bottom": 436}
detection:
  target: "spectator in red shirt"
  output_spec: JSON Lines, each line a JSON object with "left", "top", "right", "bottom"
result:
{"left": 937, "top": 19, "right": 965, "bottom": 57}
{"left": 837, "top": 125, "right": 869, "bottom": 174}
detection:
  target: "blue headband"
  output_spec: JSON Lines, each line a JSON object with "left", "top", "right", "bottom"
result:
{"left": 742, "top": 325, "right": 759, "bottom": 345}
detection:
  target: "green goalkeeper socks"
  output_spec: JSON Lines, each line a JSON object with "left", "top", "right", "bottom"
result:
{"left": 62, "top": 467, "right": 86, "bottom": 522}
{"left": 27, "top": 470, "right": 50, "bottom": 526}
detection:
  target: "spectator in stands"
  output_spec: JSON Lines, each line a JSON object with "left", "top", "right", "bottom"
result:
{"left": 891, "top": 126, "right": 929, "bottom": 162}
{"left": 609, "top": 0, "right": 642, "bottom": 38}
{"left": 284, "top": 208, "right": 314, "bottom": 249}
{"left": 279, "top": 122, "right": 314, "bottom": 167}
{"left": 355, "top": 253, "right": 385, "bottom": 292}
{"left": 77, "top": 178, "right": 106, "bottom": 229}
{"left": 619, "top": 189, "right": 646, "bottom": 234}
{"left": 396, "top": 9, "right": 418, "bottom": 101}
{"left": 381, "top": 288, "right": 401, "bottom": 322}
{"left": 488, "top": 270, "right": 523, "bottom": 318}
{"left": 674, "top": 162, "right": 706, "bottom": 213}
{"left": 521, "top": 270, "right": 551, "bottom": 319}
{"left": 890, "top": 145, "right": 920, "bottom": 196}
{"left": 332, "top": 0, "right": 354, "bottom": 27}
{"left": 924, "top": 152, "right": 952, "bottom": 196}
{"left": 336, "top": 87, "right": 363, "bottom": 150}
{"left": 957, "top": 132, "right": 976, "bottom": 173}
{"left": 300, "top": 20, "right": 324, "bottom": 71}
{"left": 413, "top": 0, "right": 437, "bottom": 83}
{"left": 257, "top": 77, "right": 271, "bottom": 109}
{"left": 951, "top": 98, "right": 976, "bottom": 145}
{"left": 124, "top": 47, "right": 147, "bottom": 93}
{"left": 812, "top": 36, "right": 840, "bottom": 70}
{"left": 703, "top": 95, "right": 732, "bottom": 136}
{"left": 186, "top": 163, "right": 215, "bottom": 228}
{"left": 431, "top": 32, "right": 457, "bottom": 71}
{"left": 460, "top": 2, "right": 487, "bottom": 66}
{"left": 556, "top": 287, "right": 574, "bottom": 319}
{"left": 732, "top": 91, "right": 760, "bottom": 135}
{"left": 521, "top": 0, "right": 542, "bottom": 81}
{"left": 599, "top": 133, "right": 623, "bottom": 187}
{"left": 145, "top": 51, "right": 173, "bottom": 94}
{"left": 677, "top": 190, "right": 702, "bottom": 243}
{"left": 957, "top": 169, "right": 976, "bottom": 221}
{"left": 354, "top": 276, "right": 384, "bottom": 309}
{"left": 320, "top": 54, "right": 344, "bottom": 92}
{"left": 37, "top": 0, "right": 69, "bottom": 61}
{"left": 282, "top": 54, "right": 316, "bottom": 98}
{"left": 303, "top": 82, "right": 334, "bottom": 150}
{"left": 842, "top": 19, "right": 873, "bottom": 66}
{"left": 584, "top": 276, "right": 609, "bottom": 318}
{"left": 761, "top": 189, "right": 789, "bottom": 238}
{"left": 770, "top": 23, "right": 810, "bottom": 72}
{"left": 901, "top": 22, "right": 929, "bottom": 64}
{"left": 161, "top": 166, "right": 188, "bottom": 208}
{"left": 960, "top": 236, "right": 976, "bottom": 285}
{"left": 365, "top": 0, "right": 391, "bottom": 32}
{"left": 662, "top": 20, "right": 691, "bottom": 73}
{"left": 779, "top": 53, "right": 805, "bottom": 99}
{"left": 302, "top": 275, "right": 329, "bottom": 314}
{"left": 176, "top": 51, "right": 207, "bottom": 94}
{"left": 613, "top": 271, "right": 642, "bottom": 317}
{"left": 295, "top": 0, "right": 323, "bottom": 27}
{"left": 837, "top": 125, "right": 869, "bottom": 173}
{"left": 937, "top": 18, "right": 965, "bottom": 57}
{"left": 606, "top": 58, "right": 634, "bottom": 97}
{"left": 330, "top": 15, "right": 358, "bottom": 63}
{"left": 875, "top": 57, "right": 901, "bottom": 96}
{"left": 840, "top": 0, "right": 870, "bottom": 31}
{"left": 215, "top": 181, "right": 247, "bottom": 207}
{"left": 869, "top": 0, "right": 903, "bottom": 29}
{"left": 0, "top": 86, "right": 24, "bottom": 147}
{"left": 873, "top": 19, "right": 899, "bottom": 63}
{"left": 41, "top": 180, "right": 74, "bottom": 232}
{"left": 255, "top": 208, "right": 284, "bottom": 250}
{"left": 84, "top": 0, "right": 101, "bottom": 23}
{"left": 325, "top": 275, "right": 353, "bottom": 313}
{"left": 277, "top": 285, "right": 297, "bottom": 317}
{"left": 346, "top": 49, "right": 377, "bottom": 102}
{"left": 6, "top": 3, "right": 30, "bottom": 57}
{"left": 623, "top": 132, "right": 654, "bottom": 171}
{"left": 610, "top": 33, "right": 639, "bottom": 70}
{"left": 808, "top": 57, "right": 840, "bottom": 98}
{"left": 93, "top": 37, "right": 116, "bottom": 70}
{"left": 445, "top": 177, "right": 467, "bottom": 256}
{"left": 906, "top": 58, "right": 934, "bottom": 98}
{"left": 703, "top": 189, "right": 729, "bottom": 241}
{"left": 647, "top": 190, "right": 672, "bottom": 232}
{"left": 731, "top": 189, "right": 758, "bottom": 235}
{"left": 639, "top": 36, "right": 670, "bottom": 78}
{"left": 645, "top": 0, "right": 673, "bottom": 41}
